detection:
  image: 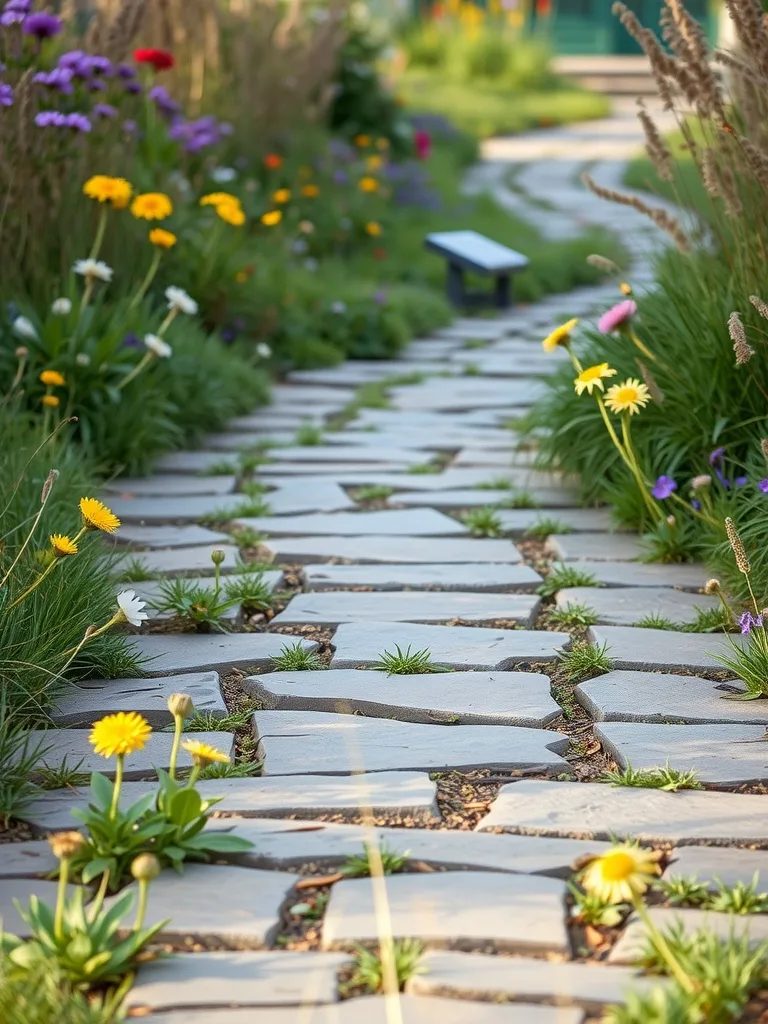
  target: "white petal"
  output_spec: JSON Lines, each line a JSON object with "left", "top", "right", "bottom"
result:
{"left": 117, "top": 589, "right": 148, "bottom": 627}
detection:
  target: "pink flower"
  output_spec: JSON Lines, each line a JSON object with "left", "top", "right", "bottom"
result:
{"left": 415, "top": 130, "right": 431, "bottom": 161}
{"left": 598, "top": 299, "right": 637, "bottom": 334}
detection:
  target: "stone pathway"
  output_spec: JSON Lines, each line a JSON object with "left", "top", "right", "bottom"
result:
{"left": 6, "top": 112, "right": 768, "bottom": 1020}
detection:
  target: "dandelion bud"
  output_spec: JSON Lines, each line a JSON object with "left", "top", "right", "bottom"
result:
{"left": 704, "top": 578, "right": 721, "bottom": 594}
{"left": 666, "top": 515, "right": 676, "bottom": 526}
{"left": 167, "top": 692, "right": 193, "bottom": 719}
{"left": 51, "top": 297, "right": 72, "bottom": 316}
{"left": 725, "top": 516, "right": 751, "bottom": 575}
{"left": 40, "top": 469, "right": 59, "bottom": 504}
{"left": 728, "top": 311, "right": 754, "bottom": 365}
{"left": 620, "top": 282, "right": 633, "bottom": 296}
{"left": 48, "top": 830, "right": 87, "bottom": 860}
{"left": 691, "top": 474, "right": 712, "bottom": 490}
{"left": 131, "top": 853, "right": 161, "bottom": 882}
{"left": 210, "top": 548, "right": 226, "bottom": 566}
{"left": 15, "top": 346, "right": 28, "bottom": 359}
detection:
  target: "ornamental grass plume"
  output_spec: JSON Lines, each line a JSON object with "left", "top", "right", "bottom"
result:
{"left": 728, "top": 310, "right": 755, "bottom": 365}
{"left": 725, "top": 516, "right": 751, "bottom": 575}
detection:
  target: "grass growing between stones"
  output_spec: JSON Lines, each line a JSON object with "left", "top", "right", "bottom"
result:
{"left": 547, "top": 602, "right": 599, "bottom": 629}
{"left": 537, "top": 563, "right": 598, "bottom": 598}
{"left": 113, "top": 558, "right": 163, "bottom": 584}
{"left": 460, "top": 506, "right": 505, "bottom": 538}
{"left": 270, "top": 641, "right": 326, "bottom": 671}
{"left": 154, "top": 574, "right": 272, "bottom": 632}
{"left": 37, "top": 758, "right": 90, "bottom": 791}
{"left": 0, "top": 955, "right": 118, "bottom": 1024}
{"left": 373, "top": 645, "right": 446, "bottom": 675}
{"left": 352, "top": 485, "right": 395, "bottom": 504}
{"left": 635, "top": 608, "right": 734, "bottom": 634}
{"left": 557, "top": 639, "right": 612, "bottom": 682}
{"left": 525, "top": 517, "right": 573, "bottom": 540}
{"left": 344, "top": 939, "right": 425, "bottom": 996}
{"left": 659, "top": 875, "right": 768, "bottom": 915}
{"left": 202, "top": 459, "right": 238, "bottom": 475}
{"left": 341, "top": 842, "right": 409, "bottom": 878}
{"left": 600, "top": 761, "right": 703, "bottom": 793}
{"left": 294, "top": 423, "right": 325, "bottom": 446}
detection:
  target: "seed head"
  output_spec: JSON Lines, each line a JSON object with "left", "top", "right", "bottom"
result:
{"left": 761, "top": 438, "right": 768, "bottom": 465}
{"left": 728, "top": 311, "right": 754, "bottom": 365}
{"left": 750, "top": 295, "right": 768, "bottom": 321}
{"left": 691, "top": 474, "right": 712, "bottom": 490}
{"left": 725, "top": 517, "right": 751, "bottom": 574}
{"left": 704, "top": 578, "right": 721, "bottom": 595}
{"left": 167, "top": 692, "right": 193, "bottom": 719}
{"left": 40, "top": 469, "right": 59, "bottom": 504}
{"left": 15, "top": 346, "right": 28, "bottom": 359}
{"left": 48, "top": 831, "right": 87, "bottom": 860}
{"left": 131, "top": 853, "right": 161, "bottom": 882}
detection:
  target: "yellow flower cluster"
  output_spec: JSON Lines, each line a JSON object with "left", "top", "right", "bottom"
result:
{"left": 358, "top": 176, "right": 379, "bottom": 193}
{"left": 40, "top": 368, "right": 65, "bottom": 409}
{"left": 149, "top": 228, "right": 177, "bottom": 249}
{"left": 83, "top": 175, "right": 132, "bottom": 209}
{"left": 200, "top": 192, "right": 246, "bottom": 226}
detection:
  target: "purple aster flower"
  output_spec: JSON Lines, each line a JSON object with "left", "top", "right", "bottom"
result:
{"left": 33, "top": 67, "right": 73, "bottom": 93}
{"left": 34, "top": 110, "right": 66, "bottom": 127}
{"left": 92, "top": 102, "right": 117, "bottom": 119}
{"left": 85, "top": 55, "right": 113, "bottom": 75}
{"left": 219, "top": 121, "right": 233, "bottom": 136}
{"left": 760, "top": 479, "right": 768, "bottom": 494}
{"left": 735, "top": 475, "right": 748, "bottom": 487}
{"left": 5, "top": 0, "right": 31, "bottom": 11}
{"left": 57, "top": 49, "right": 85, "bottom": 68}
{"left": 149, "top": 84, "right": 180, "bottom": 117}
{"left": 124, "top": 80, "right": 142, "bottom": 95}
{"left": 709, "top": 446, "right": 726, "bottom": 465}
{"left": 691, "top": 498, "right": 701, "bottom": 511}
{"left": 88, "top": 78, "right": 107, "bottom": 92}
{"left": 117, "top": 63, "right": 135, "bottom": 79}
{"left": 740, "top": 610, "right": 764, "bottom": 635}
{"left": 651, "top": 475, "right": 677, "bottom": 499}
{"left": 0, "top": 9, "right": 24, "bottom": 24}
{"left": 373, "top": 290, "right": 387, "bottom": 305}
{"left": 23, "top": 12, "right": 62, "bottom": 38}
{"left": 122, "top": 119, "right": 137, "bottom": 135}
{"left": 121, "top": 331, "right": 141, "bottom": 349}
{"left": 64, "top": 112, "right": 91, "bottom": 132}
{"left": 0, "top": 82, "right": 13, "bottom": 106}
{"left": 333, "top": 169, "right": 349, "bottom": 186}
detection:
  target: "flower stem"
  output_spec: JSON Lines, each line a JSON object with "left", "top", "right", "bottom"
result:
{"left": 110, "top": 755, "right": 124, "bottom": 821}
{"left": 169, "top": 714, "right": 182, "bottom": 781}
{"left": 134, "top": 878, "right": 149, "bottom": 932}
{"left": 157, "top": 306, "right": 178, "bottom": 338}
{"left": 54, "top": 856, "right": 70, "bottom": 940}
{"left": 0, "top": 482, "right": 57, "bottom": 592}
{"left": 621, "top": 414, "right": 662, "bottom": 521}
{"left": 88, "top": 206, "right": 108, "bottom": 261}
{"left": 627, "top": 327, "right": 657, "bottom": 363}
{"left": 632, "top": 895, "right": 695, "bottom": 994}
{"left": 127, "top": 248, "right": 162, "bottom": 313}
{"left": 117, "top": 351, "right": 153, "bottom": 391}
{"left": 6, "top": 558, "right": 58, "bottom": 610}
{"left": 90, "top": 867, "right": 111, "bottom": 919}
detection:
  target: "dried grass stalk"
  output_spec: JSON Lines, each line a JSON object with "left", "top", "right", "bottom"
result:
{"left": 582, "top": 172, "right": 690, "bottom": 253}
{"left": 728, "top": 311, "right": 754, "bottom": 364}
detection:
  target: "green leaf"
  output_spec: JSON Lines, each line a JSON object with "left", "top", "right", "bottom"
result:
{"left": 81, "top": 857, "right": 114, "bottom": 884}
{"left": 124, "top": 792, "right": 156, "bottom": 822}
{"left": 162, "top": 844, "right": 186, "bottom": 862}
{"left": 90, "top": 771, "right": 114, "bottom": 809}
{"left": 185, "top": 832, "right": 255, "bottom": 853}
{"left": 169, "top": 788, "right": 203, "bottom": 827}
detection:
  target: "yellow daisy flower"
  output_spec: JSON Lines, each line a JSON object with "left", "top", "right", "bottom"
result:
{"left": 130, "top": 192, "right": 173, "bottom": 221}
{"left": 301, "top": 184, "right": 320, "bottom": 198}
{"left": 79, "top": 496, "right": 121, "bottom": 534}
{"left": 542, "top": 318, "right": 579, "bottom": 353}
{"left": 574, "top": 363, "right": 617, "bottom": 396}
{"left": 41, "top": 395, "right": 60, "bottom": 408}
{"left": 40, "top": 370, "right": 65, "bottom": 387}
{"left": 581, "top": 843, "right": 661, "bottom": 904}
{"left": 604, "top": 378, "right": 651, "bottom": 416}
{"left": 182, "top": 739, "right": 230, "bottom": 767}
{"left": 620, "top": 282, "right": 633, "bottom": 296}
{"left": 200, "top": 192, "right": 239, "bottom": 208}
{"left": 50, "top": 534, "right": 78, "bottom": 558}
{"left": 149, "top": 228, "right": 177, "bottom": 249}
{"left": 83, "top": 175, "right": 132, "bottom": 209}
{"left": 365, "top": 221, "right": 382, "bottom": 237}
{"left": 272, "top": 189, "right": 291, "bottom": 204}
{"left": 261, "top": 210, "right": 282, "bottom": 227}
{"left": 90, "top": 711, "right": 152, "bottom": 759}
{"left": 358, "top": 176, "right": 379, "bottom": 193}
{"left": 216, "top": 201, "right": 246, "bottom": 226}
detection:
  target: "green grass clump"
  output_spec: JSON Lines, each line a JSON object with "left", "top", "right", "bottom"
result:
{"left": 525, "top": 517, "right": 572, "bottom": 540}
{"left": 353, "top": 485, "right": 394, "bottom": 503}
{"left": 461, "top": 506, "right": 505, "bottom": 538}
{"left": 373, "top": 644, "right": 443, "bottom": 675}
{"left": 494, "top": 491, "right": 539, "bottom": 510}
{"left": 600, "top": 761, "right": 703, "bottom": 792}
{"left": 557, "top": 640, "right": 611, "bottom": 682}
{"left": 294, "top": 423, "right": 324, "bottom": 446}
{"left": 270, "top": 641, "right": 325, "bottom": 671}
{"left": 346, "top": 939, "right": 425, "bottom": 994}
{"left": 341, "top": 842, "right": 409, "bottom": 878}
{"left": 548, "top": 602, "right": 599, "bottom": 629}
{"left": 537, "top": 564, "right": 598, "bottom": 598}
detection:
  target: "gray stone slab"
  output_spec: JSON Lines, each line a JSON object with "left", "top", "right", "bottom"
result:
{"left": 609, "top": 907, "right": 768, "bottom": 965}
{"left": 329, "top": 429, "right": 522, "bottom": 451}
{"left": 558, "top": 587, "right": 718, "bottom": 626}
{"left": 108, "top": 493, "right": 251, "bottom": 523}
{"left": 229, "top": 409, "right": 334, "bottom": 428}
{"left": 51, "top": 671, "right": 225, "bottom": 727}
{"left": 268, "top": 481, "right": 356, "bottom": 514}
{"left": 408, "top": 951, "right": 659, "bottom": 1010}
{"left": 569, "top": 561, "right": 710, "bottom": 591}
{"left": 391, "top": 378, "right": 545, "bottom": 411}
{"left": 595, "top": 722, "right": 768, "bottom": 785}
{"left": 322, "top": 871, "right": 569, "bottom": 954}
{"left": 391, "top": 489, "right": 582, "bottom": 510}
{"left": 155, "top": 450, "right": 242, "bottom": 473}
{"left": 203, "top": 430, "right": 297, "bottom": 450}
{"left": 138, "top": 995, "right": 581, "bottom": 1024}
{"left": 128, "top": 951, "right": 348, "bottom": 1012}
{"left": 245, "top": 668, "right": 559, "bottom": 726}
{"left": 20, "top": 771, "right": 439, "bottom": 830}
{"left": 267, "top": 536, "right": 523, "bottom": 565}
{"left": 664, "top": 847, "right": 768, "bottom": 889}
{"left": 452, "top": 451, "right": 567, "bottom": 474}
{"left": 496, "top": 508, "right": 615, "bottom": 532}
{"left": 259, "top": 468, "right": 525, "bottom": 490}
{"left": 113, "top": 524, "right": 232, "bottom": 549}
{"left": 229, "top": 818, "right": 610, "bottom": 876}
{"left": 589, "top": 626, "right": 741, "bottom": 671}
{"left": 272, "top": 591, "right": 541, "bottom": 627}
{"left": 547, "top": 533, "right": 647, "bottom": 561}
{"left": 114, "top": 864, "right": 297, "bottom": 948}
{"left": 0, "top": 879, "right": 80, "bottom": 935}
{"left": 105, "top": 475, "right": 237, "bottom": 497}
{"left": 128, "top": 633, "right": 318, "bottom": 675}
{"left": 303, "top": 562, "right": 542, "bottom": 592}
{"left": 253, "top": 710, "right": 569, "bottom": 775}
{"left": 116, "top": 544, "right": 241, "bottom": 577}
{"left": 262, "top": 446, "right": 430, "bottom": 465}
{"left": 477, "top": 779, "right": 768, "bottom": 844}
{"left": 258, "top": 462, "right": 421, "bottom": 476}
{"left": 25, "top": 730, "right": 234, "bottom": 780}
{"left": 330, "top": 621, "right": 569, "bottom": 669}
{"left": 236, "top": 508, "right": 468, "bottom": 537}
{"left": 0, "top": 841, "right": 58, "bottom": 877}
{"left": 271, "top": 384, "right": 355, "bottom": 405}
{"left": 576, "top": 670, "right": 768, "bottom": 726}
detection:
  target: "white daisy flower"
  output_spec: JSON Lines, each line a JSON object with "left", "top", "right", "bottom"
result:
{"left": 144, "top": 334, "right": 172, "bottom": 359}
{"left": 51, "top": 297, "right": 72, "bottom": 316}
{"left": 211, "top": 166, "right": 237, "bottom": 184}
{"left": 256, "top": 342, "right": 272, "bottom": 359}
{"left": 75, "top": 353, "right": 91, "bottom": 367}
{"left": 12, "top": 316, "right": 38, "bottom": 341}
{"left": 331, "top": 300, "right": 347, "bottom": 314}
{"left": 165, "top": 286, "right": 198, "bottom": 316}
{"left": 73, "top": 259, "right": 113, "bottom": 283}
{"left": 116, "top": 590, "right": 148, "bottom": 627}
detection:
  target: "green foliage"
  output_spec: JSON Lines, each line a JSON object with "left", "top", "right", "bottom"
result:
{"left": 604, "top": 985, "right": 693, "bottom": 1024}
{"left": 659, "top": 874, "right": 711, "bottom": 907}
{"left": 37, "top": 758, "right": 89, "bottom": 791}
{"left": 373, "top": 644, "right": 443, "bottom": 675}
{"left": 353, "top": 485, "right": 394, "bottom": 502}
{"left": 494, "top": 490, "right": 539, "bottom": 509}
{"left": 708, "top": 875, "right": 768, "bottom": 915}
{"left": 547, "top": 602, "right": 599, "bottom": 629}
{"left": 600, "top": 761, "right": 704, "bottom": 792}
{"left": 0, "top": 955, "right": 119, "bottom": 1024}
{"left": 294, "top": 423, "right": 324, "bottom": 446}
{"left": 0, "top": 698, "right": 47, "bottom": 827}
{"left": 634, "top": 613, "right": 679, "bottom": 631}
{"left": 197, "top": 756, "right": 263, "bottom": 779}
{"left": 270, "top": 642, "right": 325, "bottom": 671}
{"left": 113, "top": 557, "right": 161, "bottom": 584}
{"left": 341, "top": 842, "right": 409, "bottom": 878}
{"left": 461, "top": 506, "right": 505, "bottom": 538}
{"left": 153, "top": 573, "right": 271, "bottom": 632}
{"left": 567, "top": 880, "right": 628, "bottom": 927}
{"left": 557, "top": 639, "right": 612, "bottom": 682}
{"left": 347, "top": 939, "right": 425, "bottom": 994}
{"left": 524, "top": 517, "right": 572, "bottom": 539}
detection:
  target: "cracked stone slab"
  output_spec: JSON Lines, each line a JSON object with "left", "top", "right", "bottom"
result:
{"left": 390, "top": 378, "right": 545, "bottom": 411}
{"left": 546, "top": 533, "right": 647, "bottom": 561}
{"left": 104, "top": 475, "right": 237, "bottom": 497}
{"left": 115, "top": 544, "right": 241, "bottom": 577}
{"left": 271, "top": 591, "right": 541, "bottom": 627}
{"left": 330, "top": 621, "right": 568, "bottom": 669}
{"left": 557, "top": 587, "right": 718, "bottom": 626}
{"left": 391, "top": 489, "right": 583, "bottom": 510}
{"left": 107, "top": 493, "right": 251, "bottom": 523}
{"left": 609, "top": 907, "right": 768, "bottom": 964}
{"left": 322, "top": 871, "right": 569, "bottom": 954}
{"left": 595, "top": 722, "right": 768, "bottom": 785}
{"left": 0, "top": 879, "right": 80, "bottom": 934}
{"left": 128, "top": 951, "right": 349, "bottom": 1012}
{"left": 113, "top": 524, "right": 232, "bottom": 549}
{"left": 589, "top": 625, "right": 741, "bottom": 671}
{"left": 20, "top": 772, "right": 439, "bottom": 830}
{"left": 576, "top": 670, "right": 768, "bottom": 726}
{"left": 0, "top": 841, "right": 59, "bottom": 878}
{"left": 476, "top": 779, "right": 768, "bottom": 844}
{"left": 664, "top": 847, "right": 768, "bottom": 889}
{"left": 228, "top": 818, "right": 610, "bottom": 875}
{"left": 113, "top": 864, "right": 297, "bottom": 948}
{"left": 261, "top": 445, "right": 430, "bottom": 465}
{"left": 408, "top": 951, "right": 661, "bottom": 1010}
{"left": 267, "top": 481, "right": 356, "bottom": 514}
{"left": 244, "top": 668, "right": 560, "bottom": 726}
{"left": 267, "top": 536, "right": 523, "bottom": 564}
{"left": 570, "top": 561, "right": 709, "bottom": 590}
{"left": 138, "top": 995, "right": 582, "bottom": 1024}
{"left": 21, "top": 730, "right": 234, "bottom": 780}
{"left": 51, "top": 670, "right": 225, "bottom": 727}
{"left": 303, "top": 562, "right": 542, "bottom": 591}
{"left": 235, "top": 508, "right": 468, "bottom": 537}
{"left": 127, "top": 633, "right": 318, "bottom": 675}
{"left": 253, "top": 710, "right": 569, "bottom": 775}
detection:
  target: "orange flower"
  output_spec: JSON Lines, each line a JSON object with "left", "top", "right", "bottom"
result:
{"left": 301, "top": 184, "right": 320, "bottom": 198}
{"left": 261, "top": 210, "right": 282, "bottom": 227}
{"left": 354, "top": 134, "right": 371, "bottom": 147}
{"left": 358, "top": 177, "right": 379, "bottom": 193}
{"left": 272, "top": 189, "right": 291, "bottom": 204}
{"left": 264, "top": 153, "right": 282, "bottom": 169}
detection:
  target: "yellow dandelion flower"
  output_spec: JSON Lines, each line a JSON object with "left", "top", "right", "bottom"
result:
{"left": 90, "top": 711, "right": 152, "bottom": 759}
{"left": 620, "top": 282, "right": 633, "bottom": 296}
{"left": 358, "top": 176, "right": 379, "bottom": 193}
{"left": 542, "top": 318, "right": 579, "bottom": 353}
{"left": 149, "top": 228, "right": 177, "bottom": 249}
{"left": 261, "top": 210, "right": 282, "bottom": 227}
{"left": 574, "top": 363, "right": 617, "bottom": 396}
{"left": 130, "top": 192, "right": 173, "bottom": 221}
{"left": 200, "top": 192, "right": 240, "bottom": 209}
{"left": 42, "top": 395, "right": 60, "bottom": 408}
{"left": 604, "top": 378, "right": 651, "bottom": 416}
{"left": 216, "top": 201, "right": 246, "bottom": 226}
{"left": 50, "top": 534, "right": 78, "bottom": 558}
{"left": 182, "top": 739, "right": 230, "bottom": 767}
{"left": 40, "top": 370, "right": 65, "bottom": 387}
{"left": 272, "top": 189, "right": 291, "bottom": 204}
{"left": 301, "top": 184, "right": 320, "bottom": 198}
{"left": 83, "top": 175, "right": 132, "bottom": 209}
{"left": 354, "top": 134, "right": 371, "bottom": 147}
{"left": 79, "top": 496, "right": 121, "bottom": 534}
{"left": 367, "top": 155, "right": 383, "bottom": 171}
{"left": 581, "top": 843, "right": 661, "bottom": 904}
{"left": 365, "top": 221, "right": 382, "bottom": 237}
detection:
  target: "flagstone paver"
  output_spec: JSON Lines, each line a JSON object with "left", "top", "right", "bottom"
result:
{"left": 390, "top": 488, "right": 583, "bottom": 510}
{"left": 266, "top": 535, "right": 524, "bottom": 564}
{"left": 113, "top": 524, "right": 232, "bottom": 548}
{"left": 253, "top": 711, "right": 569, "bottom": 775}
{"left": 547, "top": 533, "right": 648, "bottom": 561}
{"left": 321, "top": 871, "right": 569, "bottom": 953}
{"left": 557, "top": 587, "right": 718, "bottom": 625}
{"left": 127, "top": 633, "right": 319, "bottom": 675}
{"left": 302, "top": 562, "right": 542, "bottom": 591}
{"left": 105, "top": 474, "right": 238, "bottom": 497}
{"left": 154, "top": 450, "right": 251, "bottom": 473}
{"left": 330, "top": 621, "right": 569, "bottom": 669}
{"left": 0, "top": 841, "right": 59, "bottom": 877}
{"left": 115, "top": 543, "right": 241, "bottom": 576}
{"left": 550, "top": 560, "right": 709, "bottom": 590}
{"left": 244, "top": 668, "right": 559, "bottom": 726}
{"left": 235, "top": 508, "right": 469, "bottom": 537}
{"left": 589, "top": 625, "right": 742, "bottom": 671}
{"left": 390, "top": 378, "right": 546, "bottom": 411}
{"left": 609, "top": 907, "right": 768, "bottom": 964}
{"left": 127, "top": 570, "right": 283, "bottom": 623}
{"left": 261, "top": 445, "right": 431, "bottom": 464}
{"left": 663, "top": 846, "right": 768, "bottom": 888}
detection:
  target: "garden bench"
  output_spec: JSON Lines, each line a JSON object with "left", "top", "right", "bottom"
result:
{"left": 424, "top": 229, "right": 529, "bottom": 310}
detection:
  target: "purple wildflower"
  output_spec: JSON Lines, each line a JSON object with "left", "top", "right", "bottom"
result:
{"left": 117, "top": 63, "right": 135, "bottom": 79}
{"left": 122, "top": 119, "right": 137, "bottom": 135}
{"left": 23, "top": 12, "right": 62, "bottom": 38}
{"left": 740, "top": 611, "right": 764, "bottom": 635}
{"left": 85, "top": 55, "right": 113, "bottom": 75}
{"left": 691, "top": 498, "right": 701, "bottom": 511}
{"left": 88, "top": 78, "right": 107, "bottom": 92}
{"left": 373, "top": 290, "right": 387, "bottom": 305}
{"left": 149, "top": 84, "right": 180, "bottom": 117}
{"left": 0, "top": 9, "right": 24, "bottom": 24}
{"left": 121, "top": 332, "right": 141, "bottom": 349}
{"left": 33, "top": 67, "right": 73, "bottom": 93}
{"left": 64, "top": 112, "right": 91, "bottom": 132}
{"left": 5, "top": 0, "right": 30, "bottom": 10}
{"left": 0, "top": 82, "right": 13, "bottom": 106}
{"left": 124, "top": 80, "right": 142, "bottom": 95}
{"left": 760, "top": 479, "right": 768, "bottom": 494}
{"left": 92, "top": 102, "right": 117, "bottom": 119}
{"left": 57, "top": 50, "right": 85, "bottom": 68}
{"left": 34, "top": 110, "right": 66, "bottom": 127}
{"left": 735, "top": 475, "right": 748, "bottom": 487}
{"left": 651, "top": 475, "right": 677, "bottom": 500}
{"left": 333, "top": 169, "right": 349, "bottom": 186}
{"left": 709, "top": 446, "right": 726, "bottom": 465}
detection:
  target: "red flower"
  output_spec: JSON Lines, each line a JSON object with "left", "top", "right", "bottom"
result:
{"left": 134, "top": 48, "right": 175, "bottom": 71}
{"left": 373, "top": 247, "right": 387, "bottom": 261}
{"left": 415, "top": 130, "right": 431, "bottom": 161}
{"left": 264, "top": 153, "right": 282, "bottom": 170}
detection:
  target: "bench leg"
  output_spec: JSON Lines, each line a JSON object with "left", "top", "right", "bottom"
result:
{"left": 447, "top": 262, "right": 466, "bottom": 306}
{"left": 495, "top": 274, "right": 511, "bottom": 309}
